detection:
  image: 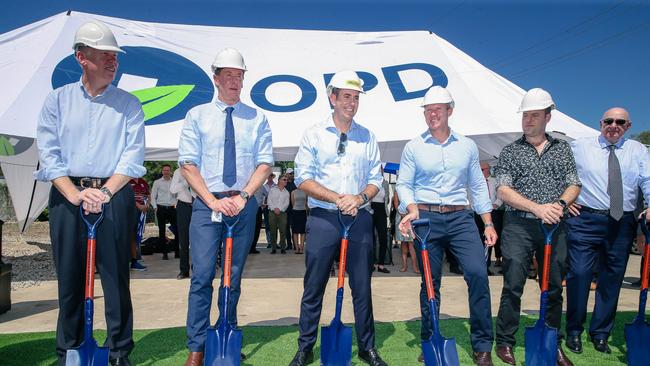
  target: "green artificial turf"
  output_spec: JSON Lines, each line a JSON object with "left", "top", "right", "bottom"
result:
{"left": 0, "top": 313, "right": 642, "bottom": 365}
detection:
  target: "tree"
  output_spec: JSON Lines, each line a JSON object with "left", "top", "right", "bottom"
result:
{"left": 630, "top": 131, "right": 650, "bottom": 146}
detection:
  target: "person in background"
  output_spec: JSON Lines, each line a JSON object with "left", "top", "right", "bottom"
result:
{"left": 151, "top": 164, "right": 178, "bottom": 260}
{"left": 129, "top": 177, "right": 150, "bottom": 271}
{"left": 262, "top": 173, "right": 276, "bottom": 248}
{"left": 372, "top": 170, "right": 391, "bottom": 273}
{"left": 268, "top": 174, "right": 290, "bottom": 254}
{"left": 392, "top": 189, "right": 419, "bottom": 273}
{"left": 291, "top": 186, "right": 308, "bottom": 254}
{"left": 170, "top": 167, "right": 193, "bottom": 279}
{"left": 249, "top": 187, "right": 264, "bottom": 254}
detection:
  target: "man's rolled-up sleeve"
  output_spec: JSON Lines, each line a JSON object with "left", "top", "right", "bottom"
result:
{"left": 114, "top": 100, "right": 146, "bottom": 178}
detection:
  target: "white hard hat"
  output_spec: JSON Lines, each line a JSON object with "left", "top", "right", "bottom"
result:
{"left": 518, "top": 88, "right": 556, "bottom": 112}
{"left": 73, "top": 21, "right": 124, "bottom": 53}
{"left": 421, "top": 86, "right": 454, "bottom": 108}
{"left": 327, "top": 70, "right": 364, "bottom": 95}
{"left": 211, "top": 48, "right": 247, "bottom": 73}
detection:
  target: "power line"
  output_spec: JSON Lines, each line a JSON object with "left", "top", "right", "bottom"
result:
{"left": 509, "top": 20, "right": 650, "bottom": 79}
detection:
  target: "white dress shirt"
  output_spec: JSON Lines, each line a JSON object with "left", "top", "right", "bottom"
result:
{"left": 170, "top": 168, "right": 193, "bottom": 203}
{"left": 151, "top": 177, "right": 177, "bottom": 208}
{"left": 267, "top": 186, "right": 290, "bottom": 212}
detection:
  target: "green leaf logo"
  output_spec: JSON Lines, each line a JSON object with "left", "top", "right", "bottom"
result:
{"left": 0, "top": 135, "right": 15, "bottom": 156}
{"left": 131, "top": 85, "right": 195, "bottom": 121}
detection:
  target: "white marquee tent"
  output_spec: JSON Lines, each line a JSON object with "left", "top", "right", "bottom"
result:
{"left": 0, "top": 11, "right": 598, "bottom": 232}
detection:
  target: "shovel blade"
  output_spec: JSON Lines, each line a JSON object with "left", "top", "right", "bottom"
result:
{"left": 65, "top": 339, "right": 109, "bottom": 366}
{"left": 625, "top": 320, "right": 650, "bottom": 366}
{"left": 421, "top": 336, "right": 460, "bottom": 366}
{"left": 204, "top": 323, "right": 243, "bottom": 366}
{"left": 525, "top": 320, "right": 558, "bottom": 366}
{"left": 320, "top": 321, "right": 353, "bottom": 366}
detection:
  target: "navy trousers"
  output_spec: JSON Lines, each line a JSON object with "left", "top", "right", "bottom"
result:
{"left": 186, "top": 195, "right": 257, "bottom": 352}
{"left": 565, "top": 211, "right": 636, "bottom": 340}
{"left": 50, "top": 186, "right": 135, "bottom": 364}
{"left": 297, "top": 208, "right": 376, "bottom": 352}
{"left": 413, "top": 209, "right": 494, "bottom": 352}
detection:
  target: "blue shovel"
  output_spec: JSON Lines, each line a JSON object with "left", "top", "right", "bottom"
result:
{"left": 625, "top": 213, "right": 650, "bottom": 366}
{"left": 524, "top": 222, "right": 559, "bottom": 366}
{"left": 320, "top": 212, "right": 357, "bottom": 366}
{"left": 66, "top": 207, "right": 108, "bottom": 366}
{"left": 205, "top": 216, "right": 243, "bottom": 366}
{"left": 412, "top": 219, "right": 460, "bottom": 366}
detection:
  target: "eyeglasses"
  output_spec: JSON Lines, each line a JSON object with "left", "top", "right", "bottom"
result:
{"left": 602, "top": 118, "right": 627, "bottom": 126}
{"left": 280, "top": 178, "right": 288, "bottom": 181}
{"left": 337, "top": 132, "right": 348, "bottom": 155}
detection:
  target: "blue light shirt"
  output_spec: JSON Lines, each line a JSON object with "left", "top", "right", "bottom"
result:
{"left": 571, "top": 135, "right": 650, "bottom": 211}
{"left": 396, "top": 130, "right": 492, "bottom": 214}
{"left": 35, "top": 81, "right": 145, "bottom": 181}
{"left": 178, "top": 99, "right": 274, "bottom": 192}
{"left": 294, "top": 115, "right": 382, "bottom": 210}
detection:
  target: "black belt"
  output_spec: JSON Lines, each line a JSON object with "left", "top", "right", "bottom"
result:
{"left": 70, "top": 176, "right": 108, "bottom": 188}
{"left": 509, "top": 210, "right": 539, "bottom": 220}
{"left": 581, "top": 206, "right": 633, "bottom": 216}
{"left": 157, "top": 204, "right": 174, "bottom": 209}
{"left": 212, "top": 190, "right": 240, "bottom": 199}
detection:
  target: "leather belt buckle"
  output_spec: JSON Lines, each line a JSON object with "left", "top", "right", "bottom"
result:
{"left": 80, "top": 177, "right": 103, "bottom": 189}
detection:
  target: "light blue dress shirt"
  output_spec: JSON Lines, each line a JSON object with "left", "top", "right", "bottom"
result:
{"left": 294, "top": 115, "right": 382, "bottom": 210}
{"left": 571, "top": 135, "right": 650, "bottom": 211}
{"left": 396, "top": 130, "right": 492, "bottom": 214}
{"left": 35, "top": 81, "right": 146, "bottom": 181}
{"left": 178, "top": 99, "right": 274, "bottom": 192}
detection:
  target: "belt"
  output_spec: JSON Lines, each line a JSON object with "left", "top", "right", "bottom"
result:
{"left": 417, "top": 204, "right": 468, "bottom": 213}
{"left": 509, "top": 210, "right": 539, "bottom": 220}
{"left": 157, "top": 204, "right": 174, "bottom": 209}
{"left": 70, "top": 176, "right": 108, "bottom": 188}
{"left": 581, "top": 206, "right": 633, "bottom": 216}
{"left": 212, "top": 190, "right": 241, "bottom": 198}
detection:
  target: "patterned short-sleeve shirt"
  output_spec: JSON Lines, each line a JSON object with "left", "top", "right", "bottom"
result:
{"left": 494, "top": 134, "right": 581, "bottom": 211}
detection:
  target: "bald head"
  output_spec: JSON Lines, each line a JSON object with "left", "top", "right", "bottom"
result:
{"left": 600, "top": 107, "right": 631, "bottom": 144}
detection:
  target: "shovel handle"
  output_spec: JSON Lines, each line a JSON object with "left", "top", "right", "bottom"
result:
{"left": 412, "top": 219, "right": 436, "bottom": 301}
{"left": 85, "top": 238, "right": 97, "bottom": 299}
{"left": 640, "top": 214, "right": 649, "bottom": 291}
{"left": 539, "top": 222, "right": 559, "bottom": 293}
{"left": 224, "top": 237, "right": 233, "bottom": 288}
{"left": 337, "top": 238, "right": 349, "bottom": 289}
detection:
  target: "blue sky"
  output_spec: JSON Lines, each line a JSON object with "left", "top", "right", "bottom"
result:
{"left": 3, "top": 0, "right": 649, "bottom": 135}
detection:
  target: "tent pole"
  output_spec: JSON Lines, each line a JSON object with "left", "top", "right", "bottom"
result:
{"left": 21, "top": 161, "right": 39, "bottom": 233}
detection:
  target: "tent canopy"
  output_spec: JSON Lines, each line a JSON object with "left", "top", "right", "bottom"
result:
{"left": 0, "top": 11, "right": 598, "bottom": 232}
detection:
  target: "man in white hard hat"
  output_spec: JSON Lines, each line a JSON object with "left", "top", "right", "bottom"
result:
{"left": 290, "top": 70, "right": 386, "bottom": 366}
{"left": 397, "top": 85, "right": 497, "bottom": 366}
{"left": 564, "top": 108, "right": 650, "bottom": 355}
{"left": 493, "top": 88, "right": 580, "bottom": 366}
{"left": 35, "top": 21, "right": 145, "bottom": 366}
{"left": 178, "top": 47, "right": 273, "bottom": 366}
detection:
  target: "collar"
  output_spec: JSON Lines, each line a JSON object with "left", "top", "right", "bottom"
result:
{"left": 517, "top": 133, "right": 556, "bottom": 146}
{"left": 215, "top": 98, "right": 241, "bottom": 113}
{"left": 77, "top": 79, "right": 114, "bottom": 99}
{"left": 598, "top": 135, "right": 625, "bottom": 149}
{"left": 325, "top": 114, "right": 359, "bottom": 135}
{"left": 421, "top": 129, "right": 459, "bottom": 146}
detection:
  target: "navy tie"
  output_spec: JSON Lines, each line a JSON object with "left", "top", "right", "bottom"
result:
{"left": 223, "top": 107, "right": 236, "bottom": 187}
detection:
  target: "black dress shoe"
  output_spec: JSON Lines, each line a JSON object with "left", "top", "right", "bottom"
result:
{"left": 566, "top": 335, "right": 582, "bottom": 354}
{"left": 110, "top": 356, "right": 132, "bottom": 366}
{"left": 288, "top": 350, "right": 313, "bottom": 366}
{"left": 250, "top": 249, "right": 260, "bottom": 254}
{"left": 162, "top": 253, "right": 169, "bottom": 260}
{"left": 358, "top": 348, "right": 388, "bottom": 366}
{"left": 591, "top": 338, "right": 611, "bottom": 354}
{"left": 177, "top": 272, "right": 190, "bottom": 280}
{"left": 377, "top": 267, "right": 390, "bottom": 274}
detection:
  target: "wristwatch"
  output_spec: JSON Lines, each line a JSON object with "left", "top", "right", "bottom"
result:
{"left": 556, "top": 199, "right": 568, "bottom": 209}
{"left": 239, "top": 190, "right": 250, "bottom": 201}
{"left": 358, "top": 192, "right": 369, "bottom": 206}
{"left": 100, "top": 186, "right": 113, "bottom": 202}
{"left": 484, "top": 223, "right": 495, "bottom": 228}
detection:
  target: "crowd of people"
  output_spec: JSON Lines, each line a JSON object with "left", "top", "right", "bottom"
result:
{"left": 34, "top": 21, "right": 649, "bottom": 366}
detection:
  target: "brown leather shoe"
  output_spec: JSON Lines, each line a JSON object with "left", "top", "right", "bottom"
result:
{"left": 184, "top": 351, "right": 203, "bottom": 366}
{"left": 496, "top": 345, "right": 515, "bottom": 365}
{"left": 557, "top": 347, "right": 574, "bottom": 366}
{"left": 473, "top": 351, "right": 494, "bottom": 366}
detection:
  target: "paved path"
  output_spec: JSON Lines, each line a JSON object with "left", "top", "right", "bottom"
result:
{"left": 0, "top": 246, "right": 644, "bottom": 333}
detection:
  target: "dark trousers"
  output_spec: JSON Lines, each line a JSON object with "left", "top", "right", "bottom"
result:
{"left": 186, "top": 195, "right": 257, "bottom": 352}
{"left": 250, "top": 206, "right": 262, "bottom": 252}
{"left": 371, "top": 202, "right": 389, "bottom": 265}
{"left": 413, "top": 209, "right": 494, "bottom": 352}
{"left": 496, "top": 212, "right": 568, "bottom": 347}
{"left": 565, "top": 211, "right": 636, "bottom": 340}
{"left": 286, "top": 209, "right": 293, "bottom": 248}
{"left": 298, "top": 208, "right": 376, "bottom": 352}
{"left": 474, "top": 210, "right": 504, "bottom": 265}
{"left": 49, "top": 185, "right": 135, "bottom": 364}
{"left": 156, "top": 205, "right": 177, "bottom": 254}
{"left": 176, "top": 200, "right": 192, "bottom": 275}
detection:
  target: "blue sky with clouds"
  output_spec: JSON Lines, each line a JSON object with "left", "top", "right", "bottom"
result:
{"left": 3, "top": 0, "right": 649, "bottom": 134}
